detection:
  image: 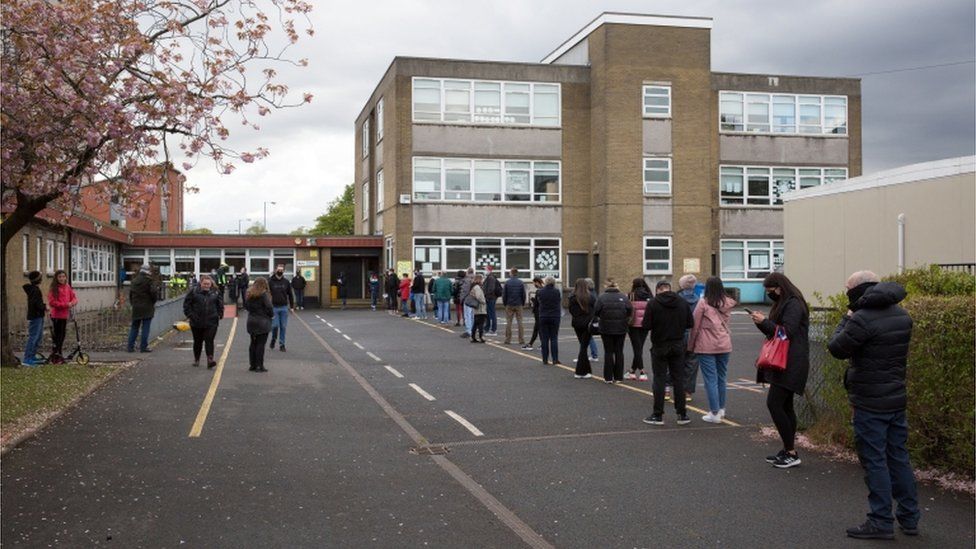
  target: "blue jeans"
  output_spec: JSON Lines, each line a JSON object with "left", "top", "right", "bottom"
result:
{"left": 853, "top": 408, "right": 920, "bottom": 531}
{"left": 294, "top": 289, "right": 305, "bottom": 308}
{"left": 486, "top": 299, "right": 497, "bottom": 332}
{"left": 464, "top": 305, "right": 474, "bottom": 333}
{"left": 23, "top": 317, "right": 44, "bottom": 364}
{"left": 270, "top": 306, "right": 289, "bottom": 345}
{"left": 697, "top": 353, "right": 730, "bottom": 413}
{"left": 436, "top": 300, "right": 450, "bottom": 322}
{"left": 588, "top": 337, "right": 599, "bottom": 359}
{"left": 128, "top": 317, "right": 152, "bottom": 351}
{"left": 412, "top": 294, "right": 427, "bottom": 319}
{"left": 370, "top": 287, "right": 378, "bottom": 309}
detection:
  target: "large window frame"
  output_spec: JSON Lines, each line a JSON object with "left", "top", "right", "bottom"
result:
{"left": 412, "top": 77, "right": 561, "bottom": 127}
{"left": 375, "top": 97, "right": 384, "bottom": 142}
{"left": 720, "top": 165, "right": 848, "bottom": 206}
{"left": 22, "top": 234, "right": 29, "bottom": 272}
{"left": 642, "top": 85, "right": 671, "bottom": 118}
{"left": 720, "top": 239, "right": 784, "bottom": 281}
{"left": 719, "top": 91, "right": 847, "bottom": 135}
{"left": 643, "top": 236, "right": 672, "bottom": 275}
{"left": 361, "top": 119, "right": 370, "bottom": 158}
{"left": 376, "top": 169, "right": 384, "bottom": 212}
{"left": 362, "top": 180, "right": 370, "bottom": 220}
{"left": 412, "top": 157, "right": 562, "bottom": 204}
{"left": 45, "top": 240, "right": 55, "bottom": 274}
{"left": 412, "top": 236, "right": 562, "bottom": 280}
{"left": 643, "top": 156, "right": 672, "bottom": 195}
{"left": 72, "top": 236, "right": 117, "bottom": 285}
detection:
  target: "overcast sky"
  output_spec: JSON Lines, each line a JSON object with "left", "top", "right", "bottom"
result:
{"left": 184, "top": 0, "right": 976, "bottom": 234}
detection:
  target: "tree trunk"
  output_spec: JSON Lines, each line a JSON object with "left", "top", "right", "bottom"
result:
{"left": 1, "top": 195, "right": 58, "bottom": 366}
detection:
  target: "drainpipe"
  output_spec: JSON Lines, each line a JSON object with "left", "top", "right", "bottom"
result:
{"left": 897, "top": 214, "right": 906, "bottom": 274}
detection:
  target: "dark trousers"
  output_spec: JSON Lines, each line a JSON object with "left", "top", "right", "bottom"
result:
{"left": 572, "top": 325, "right": 591, "bottom": 376}
{"left": 601, "top": 333, "right": 626, "bottom": 381}
{"left": 191, "top": 325, "right": 217, "bottom": 361}
{"left": 766, "top": 384, "right": 797, "bottom": 451}
{"left": 651, "top": 340, "right": 687, "bottom": 415}
{"left": 249, "top": 332, "right": 269, "bottom": 370}
{"left": 294, "top": 289, "right": 305, "bottom": 308}
{"left": 387, "top": 292, "right": 397, "bottom": 310}
{"left": 538, "top": 317, "right": 560, "bottom": 363}
{"left": 627, "top": 327, "right": 648, "bottom": 372}
{"left": 486, "top": 300, "right": 497, "bottom": 332}
{"left": 455, "top": 301, "right": 463, "bottom": 324}
{"left": 528, "top": 312, "right": 540, "bottom": 345}
{"left": 472, "top": 313, "right": 487, "bottom": 340}
{"left": 127, "top": 317, "right": 152, "bottom": 351}
{"left": 853, "top": 408, "right": 920, "bottom": 530}
{"left": 51, "top": 318, "right": 68, "bottom": 355}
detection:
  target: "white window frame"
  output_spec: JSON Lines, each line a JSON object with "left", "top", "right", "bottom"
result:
{"left": 719, "top": 91, "right": 847, "bottom": 136}
{"left": 362, "top": 180, "right": 370, "bottom": 220}
{"left": 385, "top": 236, "right": 394, "bottom": 271}
{"left": 35, "top": 236, "right": 42, "bottom": 271}
{"left": 643, "top": 236, "right": 672, "bottom": 275}
{"left": 375, "top": 97, "right": 384, "bottom": 142}
{"left": 642, "top": 85, "right": 672, "bottom": 118}
{"left": 56, "top": 242, "right": 65, "bottom": 270}
{"left": 643, "top": 157, "right": 672, "bottom": 195}
{"left": 361, "top": 119, "right": 370, "bottom": 158}
{"left": 719, "top": 165, "right": 848, "bottom": 207}
{"left": 720, "top": 239, "right": 785, "bottom": 281}
{"left": 71, "top": 236, "right": 117, "bottom": 286}
{"left": 411, "top": 77, "right": 561, "bottom": 128}
{"left": 376, "top": 169, "right": 384, "bottom": 212}
{"left": 412, "top": 157, "right": 562, "bottom": 204}
{"left": 22, "top": 234, "right": 29, "bottom": 272}
{"left": 411, "top": 236, "right": 562, "bottom": 280}
{"left": 45, "top": 240, "right": 55, "bottom": 274}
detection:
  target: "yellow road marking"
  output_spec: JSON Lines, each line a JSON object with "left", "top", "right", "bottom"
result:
{"left": 416, "top": 320, "right": 740, "bottom": 427}
{"left": 188, "top": 317, "right": 238, "bottom": 437}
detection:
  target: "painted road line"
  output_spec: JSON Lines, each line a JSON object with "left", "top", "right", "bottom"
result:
{"left": 445, "top": 410, "right": 484, "bottom": 437}
{"left": 353, "top": 342, "right": 365, "bottom": 350}
{"left": 409, "top": 383, "right": 437, "bottom": 401}
{"left": 189, "top": 317, "right": 238, "bottom": 438}
{"left": 367, "top": 352, "right": 382, "bottom": 362}
{"left": 342, "top": 334, "right": 352, "bottom": 341}
{"left": 327, "top": 322, "right": 333, "bottom": 327}
{"left": 334, "top": 328, "right": 341, "bottom": 333}
{"left": 384, "top": 365, "right": 404, "bottom": 378}
{"left": 319, "top": 318, "right": 328, "bottom": 323}
{"left": 314, "top": 314, "right": 321, "bottom": 319}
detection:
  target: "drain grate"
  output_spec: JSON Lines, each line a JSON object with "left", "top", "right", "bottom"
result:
{"left": 410, "top": 444, "right": 450, "bottom": 456}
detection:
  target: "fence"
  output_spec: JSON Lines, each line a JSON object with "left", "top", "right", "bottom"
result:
{"left": 795, "top": 309, "right": 843, "bottom": 429}
{"left": 937, "top": 263, "right": 976, "bottom": 275}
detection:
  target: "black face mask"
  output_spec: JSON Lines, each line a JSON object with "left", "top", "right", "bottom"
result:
{"left": 766, "top": 290, "right": 780, "bottom": 301}
{"left": 275, "top": 271, "right": 283, "bottom": 277}
{"left": 847, "top": 282, "right": 876, "bottom": 311}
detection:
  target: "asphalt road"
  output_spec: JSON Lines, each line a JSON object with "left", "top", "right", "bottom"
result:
{"left": 2, "top": 308, "right": 973, "bottom": 548}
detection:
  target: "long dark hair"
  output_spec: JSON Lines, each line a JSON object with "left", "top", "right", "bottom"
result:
{"left": 247, "top": 277, "right": 269, "bottom": 300}
{"left": 704, "top": 276, "right": 726, "bottom": 309}
{"left": 763, "top": 272, "right": 808, "bottom": 321}
{"left": 573, "top": 278, "right": 590, "bottom": 313}
{"left": 630, "top": 277, "right": 650, "bottom": 297}
{"left": 49, "top": 269, "right": 67, "bottom": 297}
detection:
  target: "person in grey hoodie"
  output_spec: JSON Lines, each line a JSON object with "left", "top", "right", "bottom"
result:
{"left": 677, "top": 274, "right": 701, "bottom": 400}
{"left": 459, "top": 267, "right": 475, "bottom": 338}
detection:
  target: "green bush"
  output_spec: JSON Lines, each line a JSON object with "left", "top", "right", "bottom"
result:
{"left": 804, "top": 267, "right": 976, "bottom": 477}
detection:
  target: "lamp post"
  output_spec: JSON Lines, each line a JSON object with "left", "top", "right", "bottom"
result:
{"left": 263, "top": 201, "right": 276, "bottom": 232}
{"left": 238, "top": 218, "right": 252, "bottom": 234}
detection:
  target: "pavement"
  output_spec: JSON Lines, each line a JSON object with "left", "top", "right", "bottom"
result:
{"left": 2, "top": 307, "right": 973, "bottom": 548}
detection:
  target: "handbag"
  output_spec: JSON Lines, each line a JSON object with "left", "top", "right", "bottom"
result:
{"left": 463, "top": 294, "right": 480, "bottom": 308}
{"left": 589, "top": 317, "right": 601, "bottom": 336}
{"left": 756, "top": 325, "right": 789, "bottom": 371}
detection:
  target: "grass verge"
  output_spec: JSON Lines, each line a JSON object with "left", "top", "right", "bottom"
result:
{"left": 0, "top": 363, "right": 129, "bottom": 451}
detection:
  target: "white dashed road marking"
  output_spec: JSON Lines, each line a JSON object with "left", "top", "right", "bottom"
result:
{"left": 353, "top": 342, "right": 364, "bottom": 349}
{"left": 384, "top": 365, "right": 404, "bottom": 378}
{"left": 445, "top": 410, "right": 484, "bottom": 437}
{"left": 334, "top": 328, "right": 341, "bottom": 333}
{"left": 342, "top": 334, "right": 352, "bottom": 341}
{"left": 409, "top": 383, "right": 437, "bottom": 401}
{"left": 367, "top": 352, "right": 382, "bottom": 362}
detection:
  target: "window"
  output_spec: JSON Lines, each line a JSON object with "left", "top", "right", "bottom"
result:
{"left": 46, "top": 241, "right": 55, "bottom": 274}
{"left": 643, "top": 157, "right": 672, "bottom": 195}
{"left": 412, "top": 78, "right": 560, "bottom": 127}
{"left": 720, "top": 92, "right": 846, "bottom": 135}
{"left": 35, "top": 237, "right": 42, "bottom": 271}
{"left": 376, "top": 98, "right": 384, "bottom": 141}
{"left": 643, "top": 85, "right": 671, "bottom": 117}
{"left": 22, "top": 234, "right": 28, "bottom": 271}
{"left": 376, "top": 169, "right": 384, "bottom": 212}
{"left": 71, "top": 236, "right": 116, "bottom": 284}
{"left": 721, "top": 240, "right": 784, "bottom": 280}
{"left": 413, "top": 157, "right": 561, "bottom": 203}
{"left": 56, "top": 242, "right": 65, "bottom": 270}
{"left": 272, "top": 249, "right": 295, "bottom": 276}
{"left": 247, "top": 249, "right": 270, "bottom": 274}
{"left": 174, "top": 249, "right": 196, "bottom": 276}
{"left": 412, "top": 237, "right": 561, "bottom": 279}
{"left": 644, "top": 237, "right": 672, "bottom": 274}
{"left": 385, "top": 236, "right": 394, "bottom": 270}
{"left": 362, "top": 181, "right": 370, "bottom": 219}
{"left": 720, "top": 166, "right": 848, "bottom": 206}
{"left": 361, "top": 119, "right": 369, "bottom": 158}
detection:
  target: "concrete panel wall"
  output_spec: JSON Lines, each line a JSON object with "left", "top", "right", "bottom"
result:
{"left": 412, "top": 126, "right": 561, "bottom": 158}
{"left": 552, "top": 39, "right": 588, "bottom": 65}
{"left": 412, "top": 204, "right": 561, "bottom": 235}
{"left": 720, "top": 135, "right": 848, "bottom": 166}
{"left": 643, "top": 199, "right": 673, "bottom": 232}
{"left": 785, "top": 172, "right": 976, "bottom": 304}
{"left": 642, "top": 120, "right": 672, "bottom": 154}
{"left": 719, "top": 208, "right": 783, "bottom": 237}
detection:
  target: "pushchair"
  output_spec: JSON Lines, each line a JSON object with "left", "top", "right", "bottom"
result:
{"left": 48, "top": 314, "right": 91, "bottom": 367}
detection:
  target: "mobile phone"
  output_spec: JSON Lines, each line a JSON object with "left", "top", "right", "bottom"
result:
{"left": 743, "top": 308, "right": 754, "bottom": 314}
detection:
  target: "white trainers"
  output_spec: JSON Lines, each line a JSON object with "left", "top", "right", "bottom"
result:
{"left": 702, "top": 412, "right": 723, "bottom": 424}
{"left": 718, "top": 409, "right": 726, "bottom": 419}
{"left": 638, "top": 373, "right": 648, "bottom": 382}
{"left": 625, "top": 372, "right": 637, "bottom": 380}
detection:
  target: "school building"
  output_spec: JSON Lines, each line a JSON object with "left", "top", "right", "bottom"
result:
{"left": 352, "top": 12, "right": 861, "bottom": 302}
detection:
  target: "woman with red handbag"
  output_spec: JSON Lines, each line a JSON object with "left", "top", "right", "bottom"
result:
{"left": 749, "top": 272, "right": 810, "bottom": 469}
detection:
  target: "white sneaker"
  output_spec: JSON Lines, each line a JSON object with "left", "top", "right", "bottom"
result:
{"left": 624, "top": 372, "right": 637, "bottom": 381}
{"left": 638, "top": 373, "right": 648, "bottom": 382}
{"left": 702, "top": 412, "right": 723, "bottom": 424}
{"left": 718, "top": 409, "right": 726, "bottom": 419}
{"left": 582, "top": 373, "right": 592, "bottom": 379}
{"left": 574, "top": 374, "right": 593, "bottom": 379}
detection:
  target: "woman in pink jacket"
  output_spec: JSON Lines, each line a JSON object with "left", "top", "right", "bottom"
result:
{"left": 687, "top": 277, "right": 736, "bottom": 423}
{"left": 48, "top": 270, "right": 78, "bottom": 362}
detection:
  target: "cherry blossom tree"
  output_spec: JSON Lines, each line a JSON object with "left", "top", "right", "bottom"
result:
{"left": 0, "top": 0, "right": 313, "bottom": 364}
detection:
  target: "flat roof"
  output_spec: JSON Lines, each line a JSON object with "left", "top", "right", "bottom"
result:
{"left": 541, "top": 12, "right": 713, "bottom": 64}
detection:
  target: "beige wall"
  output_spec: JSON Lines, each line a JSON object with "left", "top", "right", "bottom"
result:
{"left": 784, "top": 169, "right": 976, "bottom": 304}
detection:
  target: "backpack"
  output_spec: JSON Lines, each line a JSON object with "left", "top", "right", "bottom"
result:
{"left": 452, "top": 279, "right": 462, "bottom": 300}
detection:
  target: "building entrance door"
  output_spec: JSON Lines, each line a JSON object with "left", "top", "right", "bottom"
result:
{"left": 567, "top": 253, "right": 588, "bottom": 285}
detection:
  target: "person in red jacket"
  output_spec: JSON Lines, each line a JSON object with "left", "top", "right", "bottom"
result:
{"left": 47, "top": 270, "right": 78, "bottom": 363}
{"left": 398, "top": 273, "right": 411, "bottom": 317}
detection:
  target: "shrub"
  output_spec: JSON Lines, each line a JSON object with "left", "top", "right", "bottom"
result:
{"left": 885, "top": 264, "right": 975, "bottom": 296}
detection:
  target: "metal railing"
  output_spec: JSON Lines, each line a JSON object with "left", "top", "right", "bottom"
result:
{"left": 937, "top": 263, "right": 976, "bottom": 275}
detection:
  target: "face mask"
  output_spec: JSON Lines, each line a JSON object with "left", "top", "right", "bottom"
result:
{"left": 766, "top": 290, "right": 780, "bottom": 301}
{"left": 847, "top": 282, "right": 875, "bottom": 311}
{"left": 275, "top": 271, "right": 283, "bottom": 276}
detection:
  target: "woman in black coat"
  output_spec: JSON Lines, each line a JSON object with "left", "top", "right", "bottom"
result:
{"left": 592, "top": 279, "right": 633, "bottom": 384}
{"left": 750, "top": 272, "right": 810, "bottom": 469}
{"left": 568, "top": 278, "right": 595, "bottom": 379}
{"left": 244, "top": 277, "right": 274, "bottom": 372}
{"left": 183, "top": 275, "right": 224, "bottom": 368}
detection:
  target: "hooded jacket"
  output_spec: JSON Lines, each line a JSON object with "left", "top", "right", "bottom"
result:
{"left": 642, "top": 291, "right": 693, "bottom": 346}
{"left": 183, "top": 286, "right": 224, "bottom": 329}
{"left": 482, "top": 273, "right": 502, "bottom": 301}
{"left": 291, "top": 275, "right": 307, "bottom": 291}
{"left": 593, "top": 288, "right": 633, "bottom": 335}
{"left": 48, "top": 284, "right": 77, "bottom": 320}
{"left": 755, "top": 295, "right": 810, "bottom": 395}
{"left": 411, "top": 273, "right": 426, "bottom": 294}
{"left": 268, "top": 274, "right": 294, "bottom": 308}
{"left": 130, "top": 271, "right": 159, "bottom": 320}
{"left": 828, "top": 282, "right": 913, "bottom": 412}
{"left": 687, "top": 296, "right": 736, "bottom": 354}
{"left": 24, "top": 283, "right": 46, "bottom": 320}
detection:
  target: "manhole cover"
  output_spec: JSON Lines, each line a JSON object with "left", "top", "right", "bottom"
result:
{"left": 410, "top": 445, "right": 450, "bottom": 456}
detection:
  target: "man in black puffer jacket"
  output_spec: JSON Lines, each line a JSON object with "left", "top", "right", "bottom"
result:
{"left": 829, "top": 271, "right": 919, "bottom": 541}
{"left": 642, "top": 280, "right": 693, "bottom": 426}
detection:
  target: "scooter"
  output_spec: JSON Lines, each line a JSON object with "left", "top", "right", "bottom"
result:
{"left": 48, "top": 314, "right": 90, "bottom": 367}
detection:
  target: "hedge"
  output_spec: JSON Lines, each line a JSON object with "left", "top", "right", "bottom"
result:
{"left": 803, "top": 267, "right": 975, "bottom": 477}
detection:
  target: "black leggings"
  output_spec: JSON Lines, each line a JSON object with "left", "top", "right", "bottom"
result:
{"left": 472, "top": 314, "right": 487, "bottom": 341}
{"left": 628, "top": 327, "right": 648, "bottom": 372}
{"left": 191, "top": 326, "right": 217, "bottom": 360}
{"left": 51, "top": 318, "right": 67, "bottom": 355}
{"left": 601, "top": 333, "right": 626, "bottom": 382}
{"left": 528, "top": 313, "right": 540, "bottom": 345}
{"left": 249, "top": 332, "right": 269, "bottom": 369}
{"left": 573, "top": 325, "right": 591, "bottom": 376}
{"left": 767, "top": 384, "right": 797, "bottom": 452}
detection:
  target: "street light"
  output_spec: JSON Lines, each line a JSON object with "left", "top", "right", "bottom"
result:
{"left": 238, "top": 218, "right": 252, "bottom": 234}
{"left": 263, "top": 201, "right": 276, "bottom": 232}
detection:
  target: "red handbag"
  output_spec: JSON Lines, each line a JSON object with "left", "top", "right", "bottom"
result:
{"left": 757, "top": 325, "right": 789, "bottom": 371}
